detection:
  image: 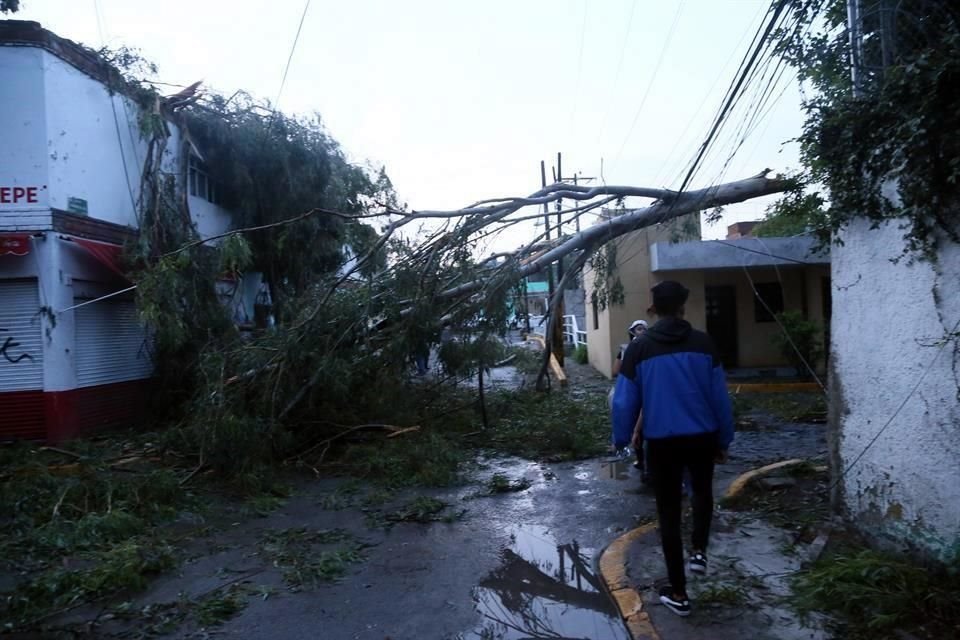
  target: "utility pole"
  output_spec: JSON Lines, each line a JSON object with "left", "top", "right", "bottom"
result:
{"left": 552, "top": 151, "right": 565, "bottom": 367}
{"left": 571, "top": 172, "right": 597, "bottom": 233}
{"left": 541, "top": 160, "right": 555, "bottom": 322}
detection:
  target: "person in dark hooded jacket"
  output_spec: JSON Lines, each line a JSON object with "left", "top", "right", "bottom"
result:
{"left": 611, "top": 280, "right": 734, "bottom": 617}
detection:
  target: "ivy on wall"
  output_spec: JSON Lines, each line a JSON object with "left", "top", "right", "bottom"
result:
{"left": 774, "top": 0, "right": 960, "bottom": 260}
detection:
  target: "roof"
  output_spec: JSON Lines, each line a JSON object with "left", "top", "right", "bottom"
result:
{"left": 0, "top": 20, "right": 125, "bottom": 90}
{"left": 650, "top": 236, "right": 829, "bottom": 272}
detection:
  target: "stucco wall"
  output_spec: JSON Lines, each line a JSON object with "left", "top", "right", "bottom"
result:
{"left": 188, "top": 196, "right": 233, "bottom": 243}
{"left": 585, "top": 216, "right": 700, "bottom": 378}
{"left": 831, "top": 218, "right": 960, "bottom": 562}
{"left": 42, "top": 51, "right": 152, "bottom": 227}
{"left": 0, "top": 46, "right": 233, "bottom": 240}
{"left": 699, "top": 266, "right": 829, "bottom": 369}
{"left": 0, "top": 46, "right": 51, "bottom": 231}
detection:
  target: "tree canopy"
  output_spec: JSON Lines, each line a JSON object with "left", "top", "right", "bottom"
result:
{"left": 775, "top": 0, "right": 960, "bottom": 258}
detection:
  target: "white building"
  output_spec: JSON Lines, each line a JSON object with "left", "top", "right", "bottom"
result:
{"left": 830, "top": 219, "right": 960, "bottom": 563}
{"left": 0, "top": 20, "right": 258, "bottom": 442}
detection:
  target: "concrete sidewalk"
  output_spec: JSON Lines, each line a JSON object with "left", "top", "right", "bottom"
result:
{"left": 600, "top": 461, "right": 833, "bottom": 640}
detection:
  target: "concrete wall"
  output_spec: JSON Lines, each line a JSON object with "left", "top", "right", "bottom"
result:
{"left": 189, "top": 196, "right": 233, "bottom": 243}
{"left": 42, "top": 51, "right": 150, "bottom": 227}
{"left": 586, "top": 236, "right": 831, "bottom": 373}
{"left": 0, "top": 47, "right": 51, "bottom": 231}
{"left": 700, "top": 266, "right": 828, "bottom": 368}
{"left": 651, "top": 236, "right": 829, "bottom": 271}
{"left": 831, "top": 218, "right": 960, "bottom": 562}
{"left": 1, "top": 44, "right": 233, "bottom": 240}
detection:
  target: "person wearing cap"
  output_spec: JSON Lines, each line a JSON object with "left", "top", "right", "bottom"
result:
{"left": 611, "top": 319, "right": 647, "bottom": 378}
{"left": 611, "top": 280, "right": 734, "bottom": 617}
{"left": 608, "top": 319, "right": 650, "bottom": 477}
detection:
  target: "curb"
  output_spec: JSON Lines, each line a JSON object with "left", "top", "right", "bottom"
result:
{"left": 600, "top": 459, "right": 816, "bottom": 639}
{"left": 722, "top": 458, "right": 807, "bottom": 500}
{"left": 598, "top": 521, "right": 661, "bottom": 640}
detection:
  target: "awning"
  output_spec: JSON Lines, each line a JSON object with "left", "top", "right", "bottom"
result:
{"left": 72, "top": 237, "right": 127, "bottom": 279}
{"left": 0, "top": 233, "right": 31, "bottom": 257}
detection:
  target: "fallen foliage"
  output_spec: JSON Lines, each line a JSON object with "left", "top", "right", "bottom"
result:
{"left": 792, "top": 548, "right": 960, "bottom": 640}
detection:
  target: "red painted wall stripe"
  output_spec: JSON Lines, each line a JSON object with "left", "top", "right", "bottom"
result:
{"left": 0, "top": 380, "right": 150, "bottom": 443}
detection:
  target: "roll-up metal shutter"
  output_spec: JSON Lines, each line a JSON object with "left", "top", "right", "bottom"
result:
{"left": 74, "top": 298, "right": 153, "bottom": 387}
{"left": 0, "top": 280, "right": 43, "bottom": 392}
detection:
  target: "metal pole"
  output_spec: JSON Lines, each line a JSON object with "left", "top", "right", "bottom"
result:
{"left": 846, "top": 0, "right": 864, "bottom": 97}
{"left": 554, "top": 152, "right": 565, "bottom": 367}
{"left": 541, "top": 160, "right": 555, "bottom": 302}
{"left": 573, "top": 174, "right": 581, "bottom": 233}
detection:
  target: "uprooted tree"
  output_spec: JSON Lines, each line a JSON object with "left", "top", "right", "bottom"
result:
{"left": 100, "top": 50, "right": 791, "bottom": 478}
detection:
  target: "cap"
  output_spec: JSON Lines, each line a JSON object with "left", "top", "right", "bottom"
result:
{"left": 651, "top": 280, "right": 689, "bottom": 306}
{"left": 628, "top": 319, "right": 648, "bottom": 334}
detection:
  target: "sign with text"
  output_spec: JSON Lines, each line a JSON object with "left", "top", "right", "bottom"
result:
{"left": 0, "top": 185, "right": 45, "bottom": 205}
{"left": 0, "top": 234, "right": 31, "bottom": 256}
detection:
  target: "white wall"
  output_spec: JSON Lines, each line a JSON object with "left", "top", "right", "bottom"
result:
{"left": 189, "top": 196, "right": 233, "bottom": 241}
{"left": 0, "top": 46, "right": 51, "bottom": 231}
{"left": 43, "top": 51, "right": 155, "bottom": 227}
{"left": 0, "top": 43, "right": 235, "bottom": 239}
{"left": 34, "top": 234, "right": 76, "bottom": 392}
{"left": 831, "top": 218, "right": 960, "bottom": 562}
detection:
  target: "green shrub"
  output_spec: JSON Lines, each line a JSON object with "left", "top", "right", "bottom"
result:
{"left": 792, "top": 549, "right": 960, "bottom": 639}
{"left": 573, "top": 344, "right": 588, "bottom": 364}
{"left": 771, "top": 311, "right": 823, "bottom": 378}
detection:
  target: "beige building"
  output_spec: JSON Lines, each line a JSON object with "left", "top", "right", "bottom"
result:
{"left": 584, "top": 217, "right": 830, "bottom": 378}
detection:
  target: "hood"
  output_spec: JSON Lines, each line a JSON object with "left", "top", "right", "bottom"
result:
{"left": 646, "top": 317, "right": 692, "bottom": 344}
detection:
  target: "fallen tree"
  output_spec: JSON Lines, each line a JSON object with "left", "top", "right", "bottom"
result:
{"left": 155, "top": 168, "right": 790, "bottom": 476}
{"left": 97, "top": 44, "right": 792, "bottom": 477}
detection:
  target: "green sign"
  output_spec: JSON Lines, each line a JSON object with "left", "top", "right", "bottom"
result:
{"left": 67, "top": 197, "right": 88, "bottom": 215}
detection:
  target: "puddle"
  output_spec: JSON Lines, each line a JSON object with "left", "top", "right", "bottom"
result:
{"left": 597, "top": 460, "right": 631, "bottom": 481}
{"left": 461, "top": 524, "right": 630, "bottom": 639}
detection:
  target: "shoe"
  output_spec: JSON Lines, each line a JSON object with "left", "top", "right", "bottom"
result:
{"left": 689, "top": 552, "right": 707, "bottom": 575}
{"left": 658, "top": 587, "right": 691, "bottom": 617}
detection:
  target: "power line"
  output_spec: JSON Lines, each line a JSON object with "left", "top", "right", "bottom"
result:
{"left": 831, "top": 315, "right": 960, "bottom": 489}
{"left": 736, "top": 262, "right": 827, "bottom": 393}
{"left": 693, "top": 26, "right": 796, "bottom": 191}
{"left": 611, "top": 1, "right": 684, "bottom": 167}
{"left": 274, "top": 0, "right": 312, "bottom": 111}
{"left": 569, "top": 0, "right": 589, "bottom": 132}
{"left": 651, "top": 2, "right": 768, "bottom": 188}
{"left": 92, "top": 0, "right": 139, "bottom": 216}
{"left": 673, "top": 0, "right": 790, "bottom": 196}
{"left": 596, "top": 0, "right": 638, "bottom": 146}
{"left": 714, "top": 239, "right": 813, "bottom": 266}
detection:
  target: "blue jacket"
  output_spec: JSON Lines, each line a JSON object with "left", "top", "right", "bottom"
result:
{"left": 611, "top": 317, "right": 734, "bottom": 450}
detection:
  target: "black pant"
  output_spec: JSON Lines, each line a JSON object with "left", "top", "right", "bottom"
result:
{"left": 647, "top": 433, "right": 717, "bottom": 595}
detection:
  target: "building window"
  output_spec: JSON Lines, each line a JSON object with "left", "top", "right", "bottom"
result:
{"left": 753, "top": 282, "right": 784, "bottom": 322}
{"left": 188, "top": 155, "right": 220, "bottom": 205}
{"left": 592, "top": 302, "right": 599, "bottom": 330}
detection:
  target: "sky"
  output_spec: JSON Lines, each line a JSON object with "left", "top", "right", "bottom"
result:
{"left": 13, "top": 0, "right": 805, "bottom": 249}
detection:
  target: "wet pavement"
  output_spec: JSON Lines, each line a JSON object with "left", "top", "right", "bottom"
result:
{"left": 624, "top": 512, "right": 832, "bottom": 640}
{"left": 58, "top": 453, "right": 651, "bottom": 640}
{"left": 38, "top": 356, "right": 829, "bottom": 640}
{"left": 462, "top": 522, "right": 629, "bottom": 640}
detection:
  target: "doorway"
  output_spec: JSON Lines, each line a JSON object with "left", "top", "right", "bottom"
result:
{"left": 705, "top": 285, "right": 738, "bottom": 368}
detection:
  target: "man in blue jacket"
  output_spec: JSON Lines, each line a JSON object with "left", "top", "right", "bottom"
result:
{"left": 611, "top": 280, "right": 734, "bottom": 617}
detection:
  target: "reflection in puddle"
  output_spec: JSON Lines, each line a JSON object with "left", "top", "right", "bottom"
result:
{"left": 598, "top": 460, "right": 631, "bottom": 481}
{"left": 462, "top": 524, "right": 629, "bottom": 639}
